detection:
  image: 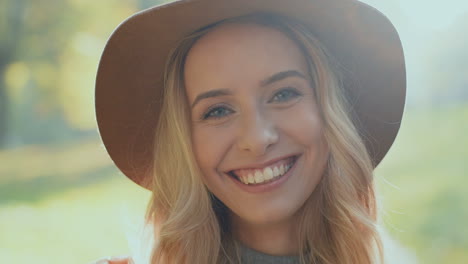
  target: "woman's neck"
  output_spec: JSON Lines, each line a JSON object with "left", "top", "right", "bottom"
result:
{"left": 230, "top": 212, "right": 300, "bottom": 256}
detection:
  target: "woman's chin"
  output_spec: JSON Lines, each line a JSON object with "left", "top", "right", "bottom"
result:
{"left": 231, "top": 205, "right": 300, "bottom": 227}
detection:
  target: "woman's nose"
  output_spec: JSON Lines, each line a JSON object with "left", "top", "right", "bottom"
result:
{"left": 236, "top": 110, "right": 279, "bottom": 156}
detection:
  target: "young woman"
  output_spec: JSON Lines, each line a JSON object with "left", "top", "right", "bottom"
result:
{"left": 94, "top": 0, "right": 405, "bottom": 263}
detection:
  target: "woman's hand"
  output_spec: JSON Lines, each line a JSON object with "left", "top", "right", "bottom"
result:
{"left": 90, "top": 256, "right": 132, "bottom": 264}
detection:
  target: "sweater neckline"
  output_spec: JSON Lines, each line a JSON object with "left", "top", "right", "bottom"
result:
{"left": 238, "top": 242, "right": 304, "bottom": 264}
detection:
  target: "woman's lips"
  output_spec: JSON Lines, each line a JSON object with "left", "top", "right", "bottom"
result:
{"left": 226, "top": 154, "right": 300, "bottom": 193}
{"left": 228, "top": 155, "right": 298, "bottom": 185}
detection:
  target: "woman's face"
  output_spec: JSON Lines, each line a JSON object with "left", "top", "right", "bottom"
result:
{"left": 185, "top": 23, "right": 329, "bottom": 225}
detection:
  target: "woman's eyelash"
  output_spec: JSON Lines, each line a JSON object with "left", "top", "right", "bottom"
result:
{"left": 201, "top": 87, "right": 302, "bottom": 120}
{"left": 202, "top": 105, "right": 233, "bottom": 120}
{"left": 269, "top": 87, "right": 302, "bottom": 103}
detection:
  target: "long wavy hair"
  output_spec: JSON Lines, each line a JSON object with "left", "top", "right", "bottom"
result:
{"left": 145, "top": 13, "right": 383, "bottom": 264}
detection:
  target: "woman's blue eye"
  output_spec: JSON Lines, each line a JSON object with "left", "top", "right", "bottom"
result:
{"left": 202, "top": 106, "right": 233, "bottom": 120}
{"left": 270, "top": 88, "right": 301, "bottom": 103}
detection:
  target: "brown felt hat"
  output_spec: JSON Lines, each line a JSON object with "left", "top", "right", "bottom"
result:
{"left": 95, "top": 0, "right": 406, "bottom": 190}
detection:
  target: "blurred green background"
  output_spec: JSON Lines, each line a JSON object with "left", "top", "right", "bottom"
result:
{"left": 0, "top": 0, "right": 466, "bottom": 263}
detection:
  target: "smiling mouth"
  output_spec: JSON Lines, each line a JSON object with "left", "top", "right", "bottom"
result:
{"left": 227, "top": 155, "right": 298, "bottom": 185}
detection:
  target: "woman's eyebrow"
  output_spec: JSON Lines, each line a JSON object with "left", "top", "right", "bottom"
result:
{"left": 190, "top": 70, "right": 307, "bottom": 109}
{"left": 191, "top": 88, "right": 232, "bottom": 109}
{"left": 260, "top": 70, "right": 307, "bottom": 87}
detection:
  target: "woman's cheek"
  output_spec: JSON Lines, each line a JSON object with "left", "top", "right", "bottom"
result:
{"left": 192, "top": 125, "right": 232, "bottom": 174}
{"left": 277, "top": 104, "right": 323, "bottom": 141}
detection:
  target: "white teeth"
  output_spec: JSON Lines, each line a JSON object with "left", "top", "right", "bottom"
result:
{"left": 248, "top": 173, "right": 255, "bottom": 184}
{"left": 279, "top": 164, "right": 285, "bottom": 175}
{"left": 264, "top": 167, "right": 273, "bottom": 180}
{"left": 273, "top": 167, "right": 280, "bottom": 178}
{"left": 240, "top": 175, "right": 248, "bottom": 184}
{"left": 254, "top": 170, "right": 265, "bottom": 183}
{"left": 233, "top": 157, "right": 296, "bottom": 185}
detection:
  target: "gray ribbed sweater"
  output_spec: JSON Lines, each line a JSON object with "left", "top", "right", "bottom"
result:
{"left": 240, "top": 243, "right": 304, "bottom": 264}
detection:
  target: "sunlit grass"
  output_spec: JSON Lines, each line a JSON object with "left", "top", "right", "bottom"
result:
{"left": 1, "top": 175, "right": 150, "bottom": 264}
{"left": 375, "top": 104, "right": 468, "bottom": 264}
{"left": 1, "top": 104, "right": 467, "bottom": 264}
{"left": 0, "top": 139, "right": 110, "bottom": 182}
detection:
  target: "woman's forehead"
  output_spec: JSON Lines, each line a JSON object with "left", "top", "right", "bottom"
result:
{"left": 184, "top": 22, "right": 309, "bottom": 100}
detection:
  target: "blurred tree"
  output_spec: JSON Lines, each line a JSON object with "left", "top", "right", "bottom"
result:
{"left": 0, "top": 0, "right": 178, "bottom": 149}
{"left": 1, "top": 0, "right": 84, "bottom": 147}
{"left": 0, "top": 0, "right": 140, "bottom": 148}
{"left": 0, "top": 1, "right": 25, "bottom": 147}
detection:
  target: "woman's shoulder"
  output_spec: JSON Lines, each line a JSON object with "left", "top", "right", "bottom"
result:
{"left": 89, "top": 256, "right": 133, "bottom": 264}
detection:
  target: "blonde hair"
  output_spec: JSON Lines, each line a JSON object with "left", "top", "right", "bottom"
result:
{"left": 145, "top": 13, "right": 382, "bottom": 264}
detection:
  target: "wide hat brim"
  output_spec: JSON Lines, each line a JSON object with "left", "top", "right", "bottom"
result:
{"left": 96, "top": 0, "right": 406, "bottom": 190}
